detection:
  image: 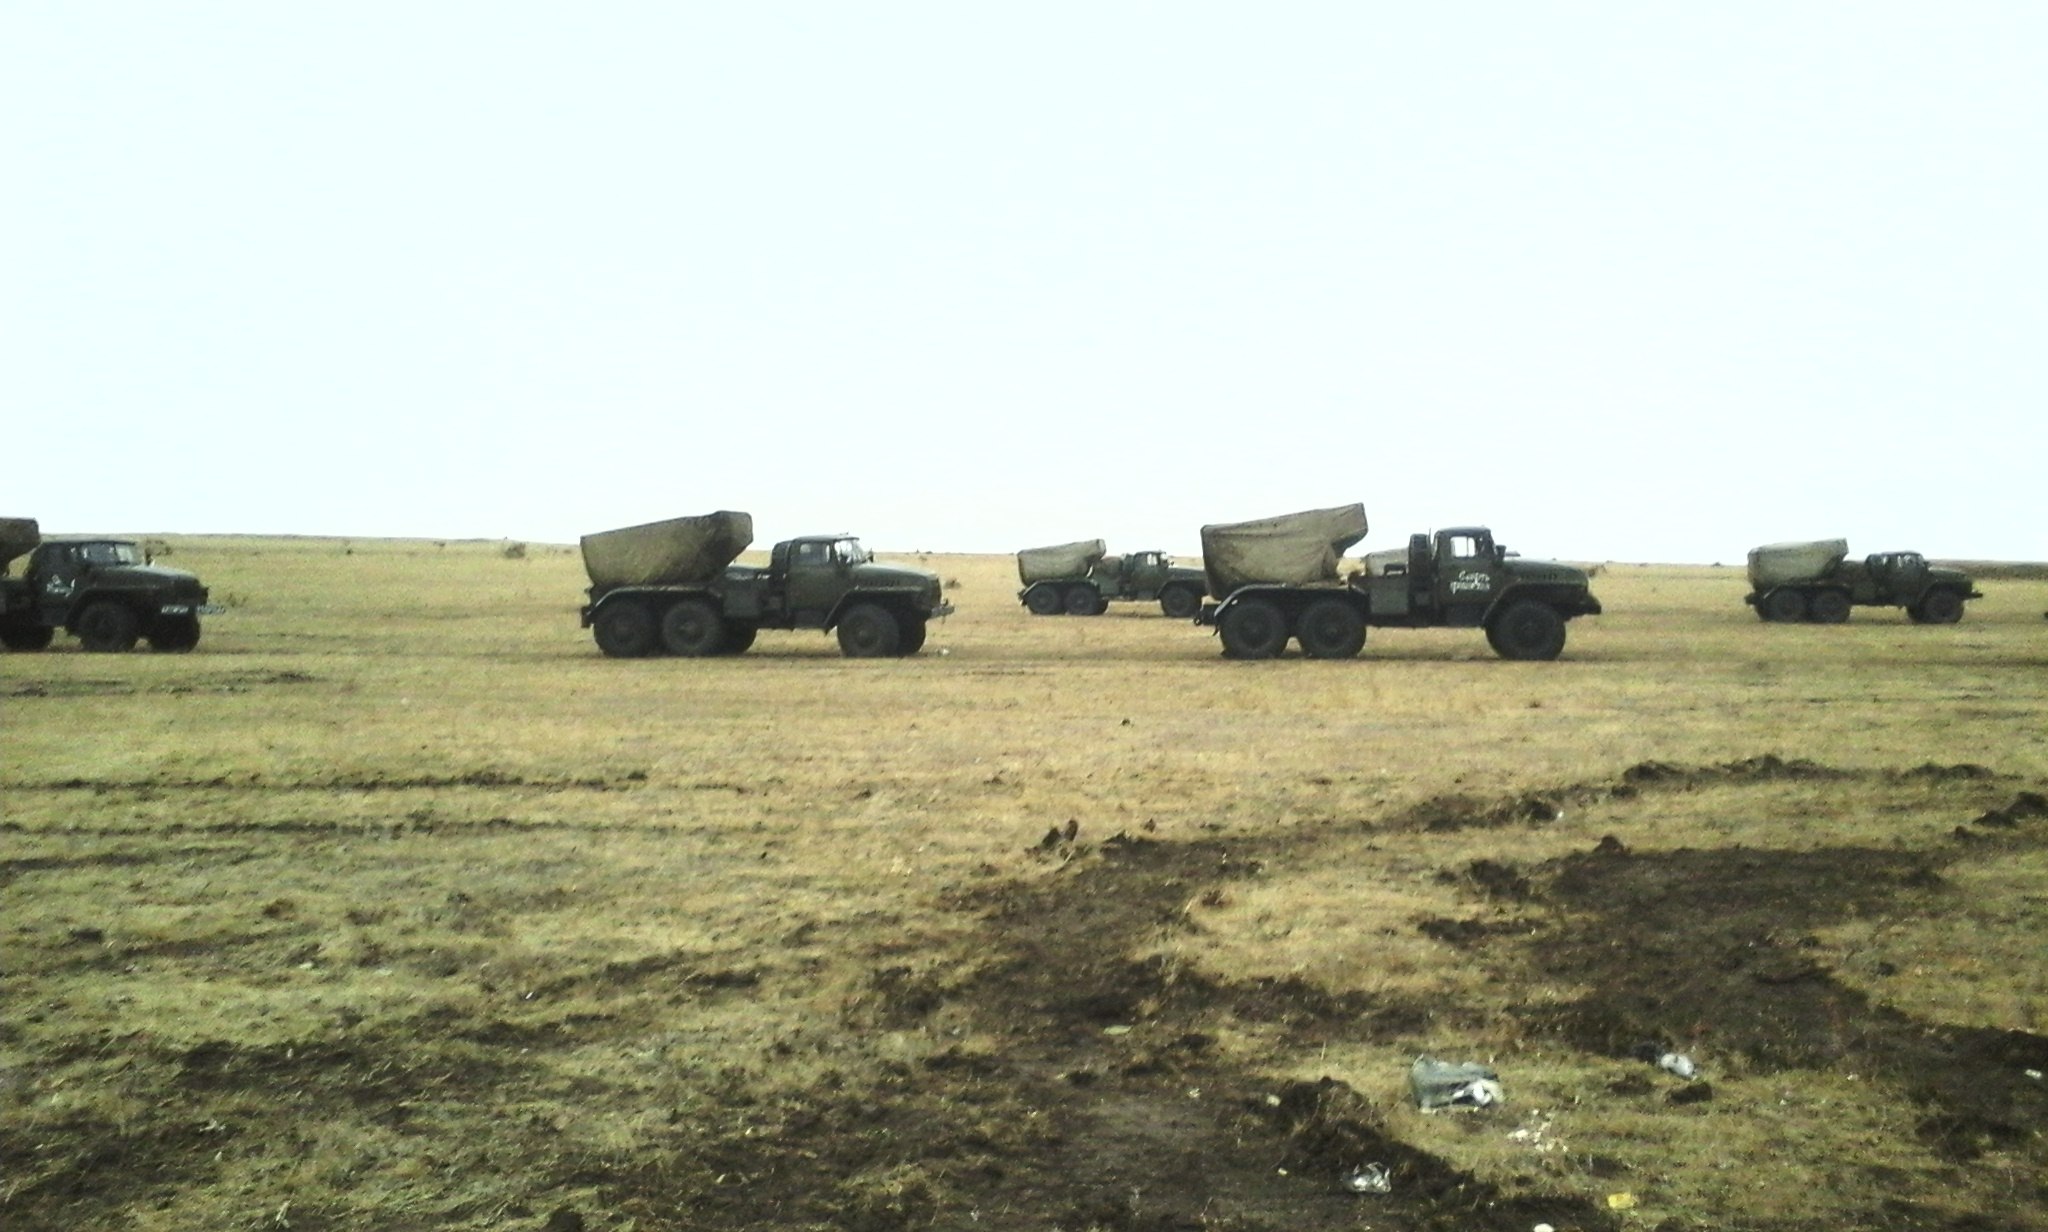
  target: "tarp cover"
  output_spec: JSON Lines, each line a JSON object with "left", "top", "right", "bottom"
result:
{"left": 581, "top": 511, "right": 754, "bottom": 587}
{"left": 0, "top": 517, "right": 40, "bottom": 571}
{"left": 1747, "top": 539, "right": 1849, "bottom": 588}
{"left": 1017, "top": 539, "right": 1105, "bottom": 584}
{"left": 1200, "top": 504, "right": 1368, "bottom": 596}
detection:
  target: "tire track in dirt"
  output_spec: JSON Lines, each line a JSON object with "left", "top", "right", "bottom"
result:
{"left": 7, "top": 769, "right": 631, "bottom": 793}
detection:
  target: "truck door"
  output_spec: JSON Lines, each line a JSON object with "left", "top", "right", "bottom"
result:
{"left": 1126, "top": 552, "right": 1164, "bottom": 598}
{"left": 784, "top": 540, "right": 843, "bottom": 625}
{"left": 35, "top": 546, "right": 85, "bottom": 615}
{"left": 1887, "top": 552, "right": 1928, "bottom": 604}
{"left": 1436, "top": 531, "right": 1498, "bottom": 626}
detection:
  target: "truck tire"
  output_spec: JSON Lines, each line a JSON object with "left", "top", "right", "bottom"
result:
{"left": 592, "top": 601, "right": 658, "bottom": 658}
{"left": 148, "top": 614, "right": 202, "bottom": 652}
{"left": 721, "top": 624, "right": 759, "bottom": 654}
{"left": 1024, "top": 585, "right": 1063, "bottom": 616}
{"left": 1762, "top": 588, "right": 1807, "bottom": 623}
{"left": 1064, "top": 585, "right": 1103, "bottom": 616}
{"left": 660, "top": 599, "right": 727, "bottom": 657}
{"left": 1910, "top": 589, "right": 1965, "bottom": 625}
{"left": 77, "top": 601, "right": 141, "bottom": 653}
{"left": 1808, "top": 590, "right": 1852, "bottom": 624}
{"left": 1, "top": 621, "right": 54, "bottom": 651}
{"left": 1296, "top": 598, "right": 1366, "bottom": 659}
{"left": 1158, "top": 585, "right": 1201, "bottom": 619}
{"left": 1487, "top": 600, "right": 1567, "bottom": 661}
{"left": 897, "top": 615, "right": 928, "bottom": 655}
{"left": 837, "top": 603, "right": 901, "bottom": 657}
{"left": 1218, "top": 599, "right": 1288, "bottom": 660}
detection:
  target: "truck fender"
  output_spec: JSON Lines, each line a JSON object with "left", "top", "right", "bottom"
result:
{"left": 582, "top": 585, "right": 713, "bottom": 629}
{"left": 1019, "top": 580, "right": 1066, "bottom": 614}
{"left": 1482, "top": 585, "right": 1599, "bottom": 623}
{"left": 64, "top": 591, "right": 143, "bottom": 631}
{"left": 1478, "top": 588, "right": 1540, "bottom": 627}
{"left": 824, "top": 590, "right": 920, "bottom": 629}
{"left": 1208, "top": 585, "right": 1367, "bottom": 625}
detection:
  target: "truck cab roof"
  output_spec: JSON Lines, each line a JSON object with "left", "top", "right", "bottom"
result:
{"left": 780, "top": 535, "right": 873, "bottom": 566}
{"left": 33, "top": 539, "right": 151, "bottom": 570}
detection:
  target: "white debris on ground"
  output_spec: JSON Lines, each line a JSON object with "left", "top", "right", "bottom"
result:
{"left": 1505, "top": 1110, "right": 1562, "bottom": 1155}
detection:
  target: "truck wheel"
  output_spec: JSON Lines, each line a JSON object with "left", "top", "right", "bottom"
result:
{"left": 1, "top": 621, "right": 54, "bottom": 651}
{"left": 1762, "top": 588, "right": 1807, "bottom": 623}
{"left": 897, "top": 615, "right": 929, "bottom": 655}
{"left": 1158, "top": 585, "right": 1201, "bottom": 619}
{"left": 1808, "top": 590, "right": 1852, "bottom": 624}
{"left": 837, "top": 603, "right": 901, "bottom": 657}
{"left": 1218, "top": 599, "right": 1288, "bottom": 660}
{"left": 721, "top": 624, "right": 759, "bottom": 654}
{"left": 592, "top": 602, "right": 658, "bottom": 658}
{"left": 1063, "top": 586, "right": 1102, "bottom": 616}
{"left": 77, "top": 601, "right": 141, "bottom": 653}
{"left": 1911, "top": 590, "right": 1965, "bottom": 625}
{"left": 1487, "top": 600, "right": 1567, "bottom": 661}
{"left": 1296, "top": 598, "right": 1366, "bottom": 659}
{"left": 148, "top": 614, "right": 202, "bottom": 652}
{"left": 1024, "top": 585, "right": 1063, "bottom": 616}
{"left": 661, "top": 599, "right": 727, "bottom": 657}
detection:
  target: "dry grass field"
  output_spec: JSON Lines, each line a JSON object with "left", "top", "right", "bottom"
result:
{"left": 4, "top": 537, "right": 2047, "bottom": 1232}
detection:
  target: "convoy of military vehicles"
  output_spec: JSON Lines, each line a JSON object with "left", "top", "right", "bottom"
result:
{"left": 2, "top": 508, "right": 2010, "bottom": 659}
{"left": 1, "top": 518, "right": 216, "bottom": 653}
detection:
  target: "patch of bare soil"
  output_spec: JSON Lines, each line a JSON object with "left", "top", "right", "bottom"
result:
{"left": 518, "top": 830, "right": 1618, "bottom": 1232}
{"left": 920, "top": 834, "right": 1614, "bottom": 1232}
{"left": 1520, "top": 825, "right": 2048, "bottom": 1175}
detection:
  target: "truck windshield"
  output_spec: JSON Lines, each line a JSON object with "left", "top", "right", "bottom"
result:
{"left": 78, "top": 542, "right": 143, "bottom": 566}
{"left": 833, "top": 539, "right": 872, "bottom": 565}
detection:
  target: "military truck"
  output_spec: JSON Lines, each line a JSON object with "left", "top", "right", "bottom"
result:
{"left": 1, "top": 518, "right": 216, "bottom": 652}
{"left": 1194, "top": 504, "right": 1602, "bottom": 660}
{"left": 578, "top": 511, "right": 953, "bottom": 659}
{"left": 1016, "top": 540, "right": 1208, "bottom": 618}
{"left": 1745, "top": 539, "right": 1980, "bottom": 624}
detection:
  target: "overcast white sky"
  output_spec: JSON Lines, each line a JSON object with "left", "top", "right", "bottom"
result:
{"left": 4, "top": 4, "right": 2041, "bottom": 563}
